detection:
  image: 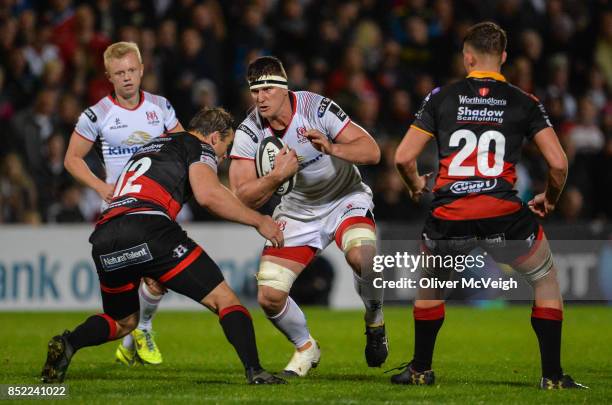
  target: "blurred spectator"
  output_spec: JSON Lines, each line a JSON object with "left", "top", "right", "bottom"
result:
{"left": 546, "top": 54, "right": 576, "bottom": 119}
{"left": 47, "top": 182, "right": 86, "bottom": 223}
{"left": 35, "top": 133, "right": 72, "bottom": 219}
{"left": 556, "top": 186, "right": 584, "bottom": 223}
{"left": 4, "top": 47, "right": 37, "bottom": 110}
{"left": 382, "top": 89, "right": 413, "bottom": 138}
{"left": 0, "top": 153, "right": 38, "bottom": 223}
{"left": 594, "top": 11, "right": 612, "bottom": 91}
{"left": 23, "top": 24, "right": 59, "bottom": 77}
{"left": 567, "top": 96, "right": 605, "bottom": 154}
{"left": 10, "top": 88, "right": 58, "bottom": 174}
{"left": 0, "top": 1, "right": 609, "bottom": 225}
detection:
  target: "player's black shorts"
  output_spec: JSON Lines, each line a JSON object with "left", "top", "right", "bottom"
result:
{"left": 89, "top": 213, "right": 225, "bottom": 320}
{"left": 422, "top": 204, "right": 543, "bottom": 265}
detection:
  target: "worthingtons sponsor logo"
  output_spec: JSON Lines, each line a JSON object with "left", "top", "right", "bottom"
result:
{"left": 457, "top": 107, "right": 504, "bottom": 124}
{"left": 458, "top": 95, "right": 507, "bottom": 106}
{"left": 450, "top": 179, "right": 497, "bottom": 194}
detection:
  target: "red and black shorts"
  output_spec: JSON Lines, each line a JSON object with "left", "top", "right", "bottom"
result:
{"left": 89, "top": 214, "right": 225, "bottom": 320}
{"left": 422, "top": 204, "right": 544, "bottom": 266}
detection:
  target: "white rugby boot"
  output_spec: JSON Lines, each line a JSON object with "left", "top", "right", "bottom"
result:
{"left": 282, "top": 335, "right": 321, "bottom": 377}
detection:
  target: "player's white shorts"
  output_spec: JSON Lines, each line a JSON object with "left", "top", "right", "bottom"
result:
{"left": 269, "top": 190, "right": 374, "bottom": 250}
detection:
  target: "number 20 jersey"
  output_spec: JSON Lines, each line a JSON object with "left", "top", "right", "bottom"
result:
{"left": 411, "top": 71, "right": 552, "bottom": 221}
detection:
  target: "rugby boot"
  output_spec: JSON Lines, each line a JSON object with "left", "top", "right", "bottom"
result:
{"left": 365, "top": 324, "right": 388, "bottom": 367}
{"left": 282, "top": 335, "right": 321, "bottom": 377}
{"left": 132, "top": 329, "right": 163, "bottom": 365}
{"left": 41, "top": 331, "right": 75, "bottom": 383}
{"left": 539, "top": 374, "right": 588, "bottom": 389}
{"left": 389, "top": 361, "right": 435, "bottom": 385}
{"left": 246, "top": 368, "right": 287, "bottom": 384}
{"left": 115, "top": 342, "right": 139, "bottom": 366}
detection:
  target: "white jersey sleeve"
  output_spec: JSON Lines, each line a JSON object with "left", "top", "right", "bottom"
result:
{"left": 145, "top": 92, "right": 179, "bottom": 131}
{"left": 315, "top": 97, "right": 351, "bottom": 140}
{"left": 160, "top": 96, "right": 179, "bottom": 131}
{"left": 230, "top": 121, "right": 260, "bottom": 160}
{"left": 74, "top": 107, "right": 100, "bottom": 142}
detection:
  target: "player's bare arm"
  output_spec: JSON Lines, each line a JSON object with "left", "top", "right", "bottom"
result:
{"left": 229, "top": 147, "right": 298, "bottom": 208}
{"left": 528, "top": 127, "right": 568, "bottom": 218}
{"left": 306, "top": 122, "right": 380, "bottom": 165}
{"left": 394, "top": 127, "right": 434, "bottom": 203}
{"left": 168, "top": 122, "right": 185, "bottom": 133}
{"left": 64, "top": 131, "right": 114, "bottom": 202}
{"left": 191, "top": 163, "right": 284, "bottom": 247}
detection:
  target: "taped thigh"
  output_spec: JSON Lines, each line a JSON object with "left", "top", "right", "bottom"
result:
{"left": 335, "top": 216, "right": 376, "bottom": 254}
{"left": 520, "top": 251, "right": 554, "bottom": 284}
{"left": 256, "top": 261, "right": 298, "bottom": 293}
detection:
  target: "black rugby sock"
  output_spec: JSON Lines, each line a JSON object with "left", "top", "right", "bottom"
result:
{"left": 67, "top": 314, "right": 116, "bottom": 352}
{"left": 412, "top": 304, "right": 445, "bottom": 372}
{"left": 219, "top": 306, "right": 262, "bottom": 370}
{"left": 531, "top": 306, "right": 563, "bottom": 379}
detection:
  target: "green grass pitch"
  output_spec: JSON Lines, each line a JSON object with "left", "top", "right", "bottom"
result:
{"left": 1, "top": 305, "right": 610, "bottom": 404}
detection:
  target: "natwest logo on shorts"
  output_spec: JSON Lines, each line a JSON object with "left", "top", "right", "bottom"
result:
{"left": 450, "top": 179, "right": 497, "bottom": 194}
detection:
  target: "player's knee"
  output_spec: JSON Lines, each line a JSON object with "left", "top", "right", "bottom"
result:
{"left": 143, "top": 277, "right": 167, "bottom": 295}
{"left": 346, "top": 244, "right": 376, "bottom": 275}
{"left": 257, "top": 287, "right": 287, "bottom": 314}
{"left": 201, "top": 281, "right": 240, "bottom": 313}
{"left": 115, "top": 312, "right": 139, "bottom": 337}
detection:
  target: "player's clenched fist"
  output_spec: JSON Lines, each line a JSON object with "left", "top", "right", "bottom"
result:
{"left": 272, "top": 146, "right": 299, "bottom": 181}
{"left": 305, "top": 129, "right": 334, "bottom": 155}
{"left": 256, "top": 215, "right": 284, "bottom": 248}
{"left": 528, "top": 193, "right": 555, "bottom": 218}
{"left": 96, "top": 183, "right": 115, "bottom": 203}
{"left": 408, "top": 172, "right": 432, "bottom": 203}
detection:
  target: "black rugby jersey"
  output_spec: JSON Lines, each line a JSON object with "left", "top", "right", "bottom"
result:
{"left": 412, "top": 71, "right": 552, "bottom": 220}
{"left": 97, "top": 132, "right": 218, "bottom": 224}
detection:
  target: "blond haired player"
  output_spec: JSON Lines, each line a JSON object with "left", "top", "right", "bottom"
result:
{"left": 64, "top": 41, "right": 184, "bottom": 366}
{"left": 229, "top": 56, "right": 386, "bottom": 377}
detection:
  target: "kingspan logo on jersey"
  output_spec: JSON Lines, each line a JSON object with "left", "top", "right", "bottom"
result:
{"left": 450, "top": 179, "right": 498, "bottom": 194}
{"left": 458, "top": 95, "right": 507, "bottom": 106}
{"left": 107, "top": 145, "right": 141, "bottom": 155}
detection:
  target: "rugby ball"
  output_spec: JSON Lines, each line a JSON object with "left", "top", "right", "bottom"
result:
{"left": 255, "top": 136, "right": 296, "bottom": 196}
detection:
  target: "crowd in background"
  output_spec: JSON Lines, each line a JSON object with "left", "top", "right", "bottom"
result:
{"left": 0, "top": 0, "right": 610, "bottom": 225}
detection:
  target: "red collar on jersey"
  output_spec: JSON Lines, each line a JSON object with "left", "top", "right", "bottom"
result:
{"left": 467, "top": 71, "right": 506, "bottom": 82}
{"left": 108, "top": 90, "right": 145, "bottom": 111}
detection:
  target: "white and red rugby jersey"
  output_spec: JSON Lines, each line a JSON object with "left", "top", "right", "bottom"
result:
{"left": 74, "top": 90, "right": 179, "bottom": 185}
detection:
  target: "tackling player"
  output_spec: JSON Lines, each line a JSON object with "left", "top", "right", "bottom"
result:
{"left": 229, "top": 56, "right": 386, "bottom": 377}
{"left": 64, "top": 42, "right": 183, "bottom": 366}
{"left": 393, "top": 22, "right": 586, "bottom": 389}
{"left": 42, "top": 107, "right": 286, "bottom": 385}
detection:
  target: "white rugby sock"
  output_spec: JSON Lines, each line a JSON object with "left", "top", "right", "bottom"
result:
{"left": 137, "top": 282, "right": 163, "bottom": 331}
{"left": 122, "top": 333, "right": 134, "bottom": 349}
{"left": 268, "top": 296, "right": 311, "bottom": 348}
{"left": 353, "top": 273, "right": 384, "bottom": 327}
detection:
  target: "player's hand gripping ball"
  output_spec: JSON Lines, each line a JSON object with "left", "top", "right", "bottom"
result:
{"left": 255, "top": 137, "right": 297, "bottom": 195}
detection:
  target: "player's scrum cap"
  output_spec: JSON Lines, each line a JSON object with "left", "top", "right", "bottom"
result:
{"left": 249, "top": 75, "right": 288, "bottom": 90}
